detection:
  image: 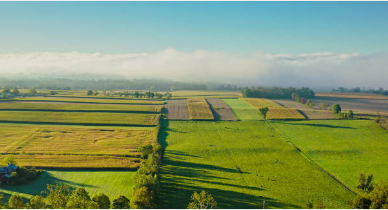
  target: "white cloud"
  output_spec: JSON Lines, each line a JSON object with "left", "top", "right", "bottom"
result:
{"left": 0, "top": 48, "right": 387, "bottom": 89}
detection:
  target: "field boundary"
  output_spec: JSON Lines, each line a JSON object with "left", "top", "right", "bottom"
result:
{"left": 3, "top": 99, "right": 163, "bottom": 105}
{"left": 0, "top": 109, "right": 160, "bottom": 114}
{"left": 265, "top": 121, "right": 358, "bottom": 195}
{"left": 0, "top": 120, "right": 158, "bottom": 127}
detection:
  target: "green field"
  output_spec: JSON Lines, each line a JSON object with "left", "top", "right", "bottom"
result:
{"left": 222, "top": 98, "right": 263, "bottom": 120}
{"left": 159, "top": 121, "right": 354, "bottom": 209}
{"left": 8, "top": 97, "right": 164, "bottom": 105}
{"left": 0, "top": 170, "right": 135, "bottom": 201}
{"left": 271, "top": 120, "right": 388, "bottom": 192}
{"left": 0, "top": 111, "right": 160, "bottom": 126}
{"left": 0, "top": 102, "right": 162, "bottom": 113}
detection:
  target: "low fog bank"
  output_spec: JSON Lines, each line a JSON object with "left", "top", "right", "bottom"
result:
{"left": 0, "top": 48, "right": 387, "bottom": 90}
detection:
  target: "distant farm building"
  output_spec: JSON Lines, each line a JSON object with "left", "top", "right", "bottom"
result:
{"left": 0, "top": 164, "right": 18, "bottom": 184}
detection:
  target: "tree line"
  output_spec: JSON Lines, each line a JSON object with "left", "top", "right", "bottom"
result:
{"left": 242, "top": 87, "right": 315, "bottom": 99}
{"left": 335, "top": 87, "right": 388, "bottom": 95}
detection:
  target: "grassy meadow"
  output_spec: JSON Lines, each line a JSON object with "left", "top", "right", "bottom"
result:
{"left": 271, "top": 120, "right": 388, "bottom": 193}
{"left": 159, "top": 121, "right": 354, "bottom": 209}
{"left": 0, "top": 111, "right": 160, "bottom": 126}
{"left": 222, "top": 98, "right": 263, "bottom": 120}
{"left": 187, "top": 98, "right": 214, "bottom": 120}
{"left": 0, "top": 102, "right": 162, "bottom": 113}
{"left": 0, "top": 170, "right": 136, "bottom": 201}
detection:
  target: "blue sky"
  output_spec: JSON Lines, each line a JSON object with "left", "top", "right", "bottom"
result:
{"left": 0, "top": 1, "right": 387, "bottom": 54}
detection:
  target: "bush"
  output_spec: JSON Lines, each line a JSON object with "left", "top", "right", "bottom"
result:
{"left": 187, "top": 190, "right": 217, "bottom": 209}
{"left": 9, "top": 167, "right": 43, "bottom": 185}
{"left": 111, "top": 195, "right": 130, "bottom": 209}
{"left": 28, "top": 195, "right": 47, "bottom": 209}
{"left": 130, "top": 186, "right": 155, "bottom": 209}
{"left": 348, "top": 109, "right": 354, "bottom": 119}
{"left": 92, "top": 193, "right": 111, "bottom": 209}
{"left": 332, "top": 104, "right": 341, "bottom": 114}
{"left": 8, "top": 195, "right": 25, "bottom": 209}
{"left": 138, "top": 144, "right": 153, "bottom": 159}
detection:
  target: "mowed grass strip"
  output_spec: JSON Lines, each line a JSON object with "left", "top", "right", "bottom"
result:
{"left": 222, "top": 98, "right": 263, "bottom": 120}
{"left": 0, "top": 102, "right": 162, "bottom": 113}
{"left": 0, "top": 111, "right": 160, "bottom": 126}
{"left": 159, "top": 121, "right": 354, "bottom": 209}
{"left": 10, "top": 97, "right": 164, "bottom": 105}
{"left": 241, "top": 98, "right": 282, "bottom": 108}
{"left": 267, "top": 108, "right": 305, "bottom": 120}
{"left": 187, "top": 98, "right": 214, "bottom": 120}
{"left": 0, "top": 125, "right": 157, "bottom": 155}
{"left": 271, "top": 120, "right": 388, "bottom": 193}
{"left": 0, "top": 170, "right": 136, "bottom": 201}
{"left": 0, "top": 154, "right": 138, "bottom": 169}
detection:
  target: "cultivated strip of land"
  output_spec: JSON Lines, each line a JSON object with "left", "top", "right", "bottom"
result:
{"left": 206, "top": 98, "right": 237, "bottom": 121}
{"left": 5, "top": 97, "right": 164, "bottom": 105}
{"left": 187, "top": 98, "right": 214, "bottom": 120}
{"left": 222, "top": 98, "right": 263, "bottom": 120}
{"left": 164, "top": 99, "right": 190, "bottom": 120}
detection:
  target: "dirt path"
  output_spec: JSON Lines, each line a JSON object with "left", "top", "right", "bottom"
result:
{"left": 206, "top": 98, "right": 237, "bottom": 121}
{"left": 164, "top": 99, "right": 189, "bottom": 120}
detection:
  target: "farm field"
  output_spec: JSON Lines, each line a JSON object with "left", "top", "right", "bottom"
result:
{"left": 312, "top": 97, "right": 388, "bottom": 116}
{"left": 0, "top": 111, "right": 160, "bottom": 126}
{"left": 8, "top": 97, "right": 164, "bottom": 105}
{"left": 205, "top": 98, "right": 237, "bottom": 121}
{"left": 222, "top": 98, "right": 263, "bottom": 120}
{"left": 0, "top": 170, "right": 136, "bottom": 201}
{"left": 0, "top": 124, "right": 158, "bottom": 168}
{"left": 159, "top": 121, "right": 354, "bottom": 209}
{"left": 274, "top": 99, "right": 337, "bottom": 120}
{"left": 0, "top": 102, "right": 162, "bottom": 113}
{"left": 164, "top": 99, "right": 190, "bottom": 120}
{"left": 316, "top": 92, "right": 388, "bottom": 100}
{"left": 271, "top": 120, "right": 388, "bottom": 192}
{"left": 187, "top": 98, "right": 214, "bottom": 120}
{"left": 171, "top": 90, "right": 241, "bottom": 99}
{"left": 241, "top": 98, "right": 282, "bottom": 109}
{"left": 267, "top": 108, "right": 305, "bottom": 120}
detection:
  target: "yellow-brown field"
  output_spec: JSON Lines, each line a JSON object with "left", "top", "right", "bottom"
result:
{"left": 0, "top": 125, "right": 158, "bottom": 168}
{"left": 187, "top": 98, "right": 214, "bottom": 120}
{"left": 241, "top": 98, "right": 282, "bottom": 108}
{"left": 267, "top": 108, "right": 305, "bottom": 120}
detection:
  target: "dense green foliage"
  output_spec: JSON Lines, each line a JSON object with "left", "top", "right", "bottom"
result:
{"left": 92, "top": 193, "right": 111, "bottom": 209}
{"left": 332, "top": 104, "right": 342, "bottom": 114}
{"left": 271, "top": 120, "right": 388, "bottom": 192}
{"left": 353, "top": 183, "right": 388, "bottom": 209}
{"left": 111, "top": 195, "right": 130, "bottom": 209}
{"left": 242, "top": 87, "right": 314, "bottom": 99}
{"left": 9, "top": 167, "right": 43, "bottom": 185}
{"left": 187, "top": 190, "right": 217, "bottom": 209}
{"left": 159, "top": 121, "right": 353, "bottom": 208}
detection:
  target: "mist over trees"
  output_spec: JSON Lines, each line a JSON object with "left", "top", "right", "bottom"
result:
{"left": 242, "top": 87, "right": 315, "bottom": 99}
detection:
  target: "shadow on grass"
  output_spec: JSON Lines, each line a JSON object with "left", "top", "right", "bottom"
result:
{"left": 281, "top": 122, "right": 355, "bottom": 129}
{"left": 158, "top": 120, "right": 299, "bottom": 209}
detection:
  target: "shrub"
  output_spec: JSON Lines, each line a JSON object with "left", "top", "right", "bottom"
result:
{"left": 300, "top": 98, "right": 306, "bottom": 104}
{"left": 153, "top": 145, "right": 164, "bottom": 158}
{"left": 111, "top": 195, "right": 130, "bottom": 209}
{"left": 9, "top": 167, "right": 43, "bottom": 185}
{"left": 357, "top": 173, "right": 374, "bottom": 193}
{"left": 348, "top": 109, "right": 354, "bottom": 119}
{"left": 130, "top": 186, "right": 155, "bottom": 209}
{"left": 66, "top": 187, "right": 99, "bottom": 209}
{"left": 45, "top": 183, "right": 72, "bottom": 209}
{"left": 28, "top": 195, "right": 47, "bottom": 209}
{"left": 8, "top": 195, "right": 25, "bottom": 209}
{"left": 92, "top": 193, "right": 111, "bottom": 209}
{"left": 187, "top": 190, "right": 217, "bottom": 209}
{"left": 138, "top": 144, "right": 153, "bottom": 159}
{"left": 332, "top": 104, "right": 341, "bottom": 114}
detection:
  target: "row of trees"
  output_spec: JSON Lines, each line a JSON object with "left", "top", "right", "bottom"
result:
{"left": 291, "top": 93, "right": 314, "bottom": 109}
{"left": 332, "top": 104, "right": 354, "bottom": 119}
{"left": 335, "top": 87, "right": 388, "bottom": 95}
{"left": 1, "top": 87, "right": 38, "bottom": 99}
{"left": 86, "top": 90, "right": 171, "bottom": 99}
{"left": 242, "top": 87, "right": 315, "bottom": 99}
{"left": 131, "top": 144, "right": 164, "bottom": 208}
{"left": 0, "top": 184, "right": 133, "bottom": 209}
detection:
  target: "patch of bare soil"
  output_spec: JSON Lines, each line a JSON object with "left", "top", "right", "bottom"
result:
{"left": 164, "top": 99, "right": 190, "bottom": 120}
{"left": 206, "top": 98, "right": 237, "bottom": 121}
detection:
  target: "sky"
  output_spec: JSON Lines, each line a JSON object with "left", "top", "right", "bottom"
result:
{"left": 0, "top": 2, "right": 388, "bottom": 89}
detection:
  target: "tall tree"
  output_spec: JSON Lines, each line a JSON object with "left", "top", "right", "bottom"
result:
{"left": 187, "top": 190, "right": 217, "bottom": 209}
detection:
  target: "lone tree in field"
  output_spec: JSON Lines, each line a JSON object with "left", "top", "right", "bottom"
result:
{"left": 259, "top": 107, "right": 269, "bottom": 120}
{"left": 187, "top": 190, "right": 217, "bottom": 209}
{"left": 357, "top": 173, "right": 374, "bottom": 193}
{"left": 86, "top": 90, "right": 93, "bottom": 96}
{"left": 332, "top": 104, "right": 341, "bottom": 114}
{"left": 348, "top": 109, "right": 354, "bottom": 119}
